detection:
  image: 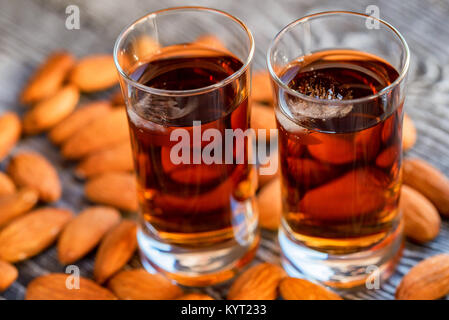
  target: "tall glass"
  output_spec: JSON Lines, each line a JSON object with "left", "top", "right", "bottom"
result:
{"left": 114, "top": 7, "right": 258, "bottom": 286}
{"left": 267, "top": 11, "right": 409, "bottom": 288}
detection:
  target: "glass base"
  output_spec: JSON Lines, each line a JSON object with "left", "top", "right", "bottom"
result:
{"left": 279, "top": 220, "right": 404, "bottom": 289}
{"left": 137, "top": 200, "right": 259, "bottom": 287}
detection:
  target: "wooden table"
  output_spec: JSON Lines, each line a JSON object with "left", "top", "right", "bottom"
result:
{"left": 1, "top": 0, "right": 448, "bottom": 300}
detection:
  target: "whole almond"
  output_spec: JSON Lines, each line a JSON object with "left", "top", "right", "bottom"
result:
{"left": 401, "top": 185, "right": 440, "bottom": 243}
{"left": 396, "top": 254, "right": 449, "bottom": 300}
{"left": 177, "top": 293, "right": 214, "bottom": 300}
{"left": 23, "top": 84, "right": 80, "bottom": 134}
{"left": 7, "top": 152, "right": 61, "bottom": 202}
{"left": 0, "top": 188, "right": 39, "bottom": 227}
{"left": 257, "top": 178, "right": 281, "bottom": 230}
{"left": 108, "top": 269, "right": 183, "bottom": 300}
{"left": 76, "top": 142, "right": 133, "bottom": 178}
{"left": 21, "top": 51, "right": 75, "bottom": 104}
{"left": 85, "top": 172, "right": 138, "bottom": 211}
{"left": 279, "top": 277, "right": 342, "bottom": 300}
{"left": 0, "top": 260, "right": 18, "bottom": 292}
{"left": 94, "top": 220, "right": 137, "bottom": 284}
{"left": 403, "top": 113, "right": 417, "bottom": 151}
{"left": 70, "top": 55, "right": 118, "bottom": 92}
{"left": 252, "top": 71, "right": 274, "bottom": 103}
{"left": 49, "top": 101, "right": 112, "bottom": 145}
{"left": 62, "top": 108, "right": 129, "bottom": 159}
{"left": 251, "top": 102, "right": 277, "bottom": 140}
{"left": 58, "top": 206, "right": 121, "bottom": 264}
{"left": 403, "top": 158, "right": 449, "bottom": 216}
{"left": 0, "top": 112, "right": 21, "bottom": 162}
{"left": 227, "top": 263, "right": 286, "bottom": 300}
{"left": 26, "top": 273, "right": 116, "bottom": 300}
{"left": 0, "top": 172, "right": 15, "bottom": 196}
{"left": 0, "top": 208, "right": 73, "bottom": 262}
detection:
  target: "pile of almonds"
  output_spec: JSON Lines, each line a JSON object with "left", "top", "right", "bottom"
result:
{"left": 0, "top": 34, "right": 449, "bottom": 300}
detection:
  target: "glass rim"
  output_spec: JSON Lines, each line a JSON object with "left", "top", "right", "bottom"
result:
{"left": 113, "top": 6, "right": 254, "bottom": 97}
{"left": 266, "top": 11, "right": 410, "bottom": 105}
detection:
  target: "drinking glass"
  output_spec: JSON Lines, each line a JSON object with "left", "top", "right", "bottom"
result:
{"left": 267, "top": 11, "right": 409, "bottom": 288}
{"left": 114, "top": 7, "right": 258, "bottom": 286}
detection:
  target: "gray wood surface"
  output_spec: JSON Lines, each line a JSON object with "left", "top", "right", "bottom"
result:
{"left": 0, "top": 0, "right": 448, "bottom": 300}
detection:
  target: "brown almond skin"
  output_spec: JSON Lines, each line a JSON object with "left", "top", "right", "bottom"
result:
{"left": 177, "top": 293, "right": 214, "bottom": 300}
{"left": 76, "top": 142, "right": 133, "bottom": 178}
{"left": 280, "top": 278, "right": 342, "bottom": 300}
{"left": 0, "top": 208, "right": 73, "bottom": 262}
{"left": 61, "top": 108, "right": 129, "bottom": 159}
{"left": 23, "top": 84, "right": 80, "bottom": 134}
{"left": 0, "top": 172, "right": 15, "bottom": 196}
{"left": 0, "top": 112, "right": 21, "bottom": 162}
{"left": 49, "top": 101, "right": 112, "bottom": 145}
{"left": 227, "top": 263, "right": 286, "bottom": 300}
{"left": 251, "top": 102, "right": 277, "bottom": 141}
{"left": 279, "top": 278, "right": 342, "bottom": 300}
{"left": 403, "top": 158, "right": 449, "bottom": 216}
{"left": 26, "top": 273, "right": 116, "bottom": 300}
{"left": 396, "top": 254, "right": 449, "bottom": 300}
{"left": 7, "top": 152, "right": 61, "bottom": 203}
{"left": 401, "top": 185, "right": 441, "bottom": 243}
{"left": 69, "top": 55, "right": 118, "bottom": 92}
{"left": 257, "top": 178, "right": 281, "bottom": 230}
{"left": 58, "top": 206, "right": 121, "bottom": 265}
{"left": 21, "top": 51, "right": 75, "bottom": 104}
{"left": 108, "top": 269, "right": 183, "bottom": 300}
{"left": 252, "top": 71, "right": 274, "bottom": 104}
{"left": 0, "top": 260, "right": 18, "bottom": 292}
{"left": 0, "top": 188, "right": 39, "bottom": 227}
{"left": 85, "top": 172, "right": 138, "bottom": 211}
{"left": 94, "top": 220, "right": 137, "bottom": 284}
{"left": 403, "top": 113, "right": 417, "bottom": 151}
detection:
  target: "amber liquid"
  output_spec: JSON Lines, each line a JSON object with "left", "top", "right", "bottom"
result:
{"left": 127, "top": 47, "right": 254, "bottom": 246}
{"left": 276, "top": 50, "right": 402, "bottom": 253}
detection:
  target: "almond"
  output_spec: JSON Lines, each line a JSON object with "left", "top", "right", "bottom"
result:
{"left": 403, "top": 158, "right": 449, "bottom": 216}
{"left": 0, "top": 260, "right": 18, "bottom": 292}
{"left": 0, "top": 112, "right": 21, "bottom": 162}
{"left": 7, "top": 152, "right": 61, "bottom": 202}
{"left": 279, "top": 277, "right": 342, "bottom": 300}
{"left": 108, "top": 269, "right": 183, "bottom": 300}
{"left": 300, "top": 168, "right": 387, "bottom": 220}
{"left": 251, "top": 102, "right": 277, "bottom": 140}
{"left": 177, "top": 293, "right": 214, "bottom": 300}
{"left": 132, "top": 35, "right": 160, "bottom": 59}
{"left": 76, "top": 142, "right": 133, "bottom": 178}
{"left": 61, "top": 108, "right": 129, "bottom": 159}
{"left": 49, "top": 101, "right": 112, "bottom": 145}
{"left": 70, "top": 55, "right": 118, "bottom": 92}
{"left": 227, "top": 263, "right": 286, "bottom": 300}
{"left": 85, "top": 172, "right": 138, "bottom": 211}
{"left": 23, "top": 84, "right": 80, "bottom": 134}
{"left": 94, "top": 220, "right": 137, "bottom": 284}
{"left": 110, "top": 90, "right": 125, "bottom": 106}
{"left": 401, "top": 185, "right": 440, "bottom": 243}
{"left": 26, "top": 273, "right": 116, "bottom": 300}
{"left": 0, "top": 188, "right": 39, "bottom": 227}
{"left": 20, "top": 51, "right": 75, "bottom": 104}
{"left": 403, "top": 113, "right": 417, "bottom": 151}
{"left": 58, "top": 206, "right": 121, "bottom": 264}
{"left": 0, "top": 208, "right": 72, "bottom": 262}
{"left": 0, "top": 172, "right": 15, "bottom": 196}
{"left": 396, "top": 254, "right": 449, "bottom": 300}
{"left": 252, "top": 71, "right": 273, "bottom": 104}
{"left": 257, "top": 178, "right": 281, "bottom": 230}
